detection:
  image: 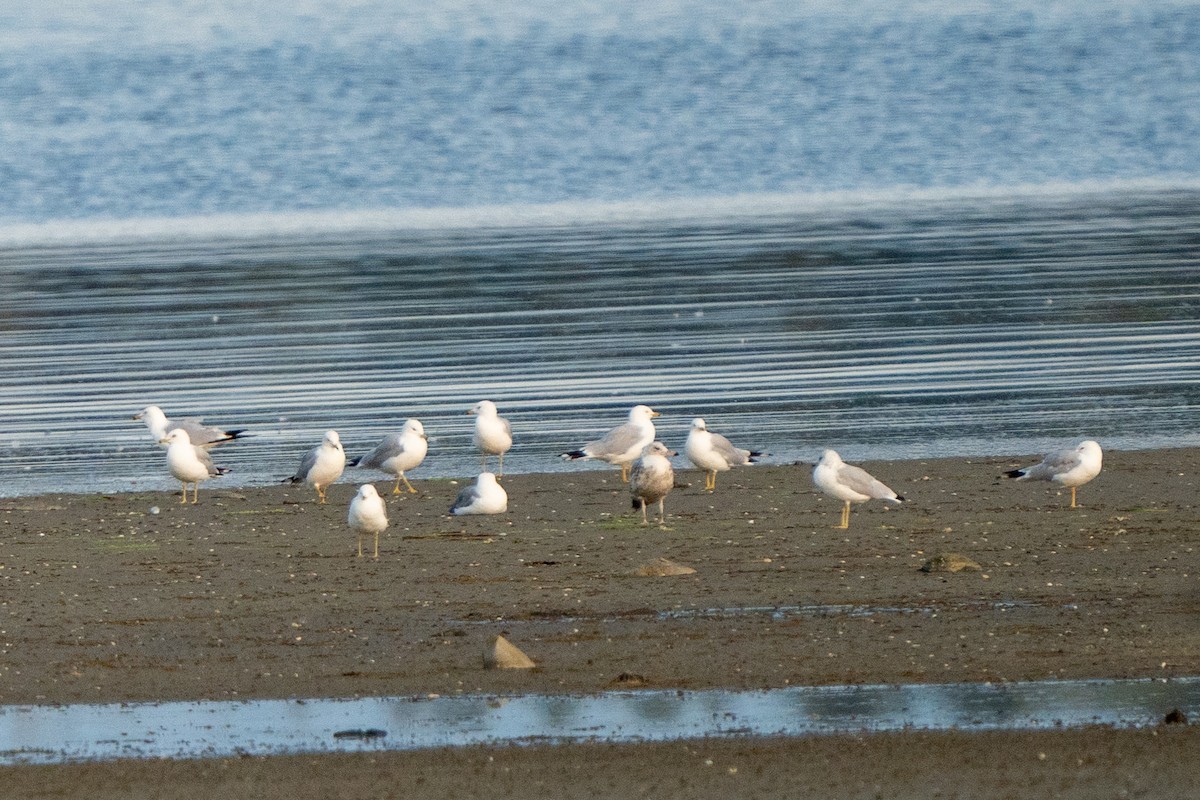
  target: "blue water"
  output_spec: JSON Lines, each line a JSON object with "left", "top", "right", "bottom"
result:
{"left": 2, "top": 678, "right": 1197, "bottom": 764}
{"left": 1, "top": 1, "right": 1199, "bottom": 497}
{"left": 1, "top": 1, "right": 1199, "bottom": 222}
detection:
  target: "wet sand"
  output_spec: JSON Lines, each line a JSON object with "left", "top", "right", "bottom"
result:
{"left": 2, "top": 448, "right": 1199, "bottom": 796}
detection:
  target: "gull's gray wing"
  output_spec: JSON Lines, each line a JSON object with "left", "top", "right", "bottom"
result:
{"left": 357, "top": 434, "right": 405, "bottom": 469}
{"left": 451, "top": 484, "right": 481, "bottom": 512}
{"left": 291, "top": 446, "right": 320, "bottom": 481}
{"left": 837, "top": 463, "right": 895, "bottom": 500}
{"left": 588, "top": 423, "right": 641, "bottom": 458}
{"left": 709, "top": 432, "right": 751, "bottom": 467}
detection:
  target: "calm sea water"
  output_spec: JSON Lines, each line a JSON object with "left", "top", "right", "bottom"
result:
{"left": 0, "top": 1, "right": 1198, "bottom": 496}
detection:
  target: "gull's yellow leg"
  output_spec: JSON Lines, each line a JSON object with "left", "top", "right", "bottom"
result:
{"left": 498, "top": 452, "right": 504, "bottom": 479}
{"left": 179, "top": 482, "right": 188, "bottom": 505}
{"left": 402, "top": 474, "right": 417, "bottom": 494}
{"left": 836, "top": 501, "right": 850, "bottom": 529}
{"left": 1071, "top": 487, "right": 1078, "bottom": 508}
{"left": 357, "top": 534, "right": 363, "bottom": 558}
{"left": 620, "top": 463, "right": 630, "bottom": 483}
{"left": 317, "top": 484, "right": 327, "bottom": 504}
{"left": 191, "top": 483, "right": 199, "bottom": 504}
{"left": 373, "top": 531, "right": 379, "bottom": 560}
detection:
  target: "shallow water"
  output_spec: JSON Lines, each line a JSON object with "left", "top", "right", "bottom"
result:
{"left": 1, "top": 677, "right": 1195, "bottom": 765}
{"left": 1, "top": 188, "right": 1199, "bottom": 497}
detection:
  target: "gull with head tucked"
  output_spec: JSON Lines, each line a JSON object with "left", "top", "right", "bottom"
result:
{"left": 159, "top": 428, "right": 229, "bottom": 504}
{"left": 1005, "top": 440, "right": 1103, "bottom": 508}
{"left": 561, "top": 404, "right": 660, "bottom": 482}
{"left": 284, "top": 430, "right": 346, "bottom": 504}
{"left": 812, "top": 449, "right": 904, "bottom": 529}
{"left": 351, "top": 419, "right": 428, "bottom": 494}
{"left": 685, "top": 417, "right": 763, "bottom": 491}
{"left": 135, "top": 405, "right": 247, "bottom": 448}
{"left": 469, "top": 400, "right": 513, "bottom": 476}
{"left": 450, "top": 472, "right": 508, "bottom": 515}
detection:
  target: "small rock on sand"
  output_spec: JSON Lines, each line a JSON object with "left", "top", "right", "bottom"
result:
{"left": 920, "top": 553, "right": 982, "bottom": 573}
{"left": 632, "top": 557, "right": 696, "bottom": 577}
{"left": 483, "top": 634, "right": 536, "bottom": 669}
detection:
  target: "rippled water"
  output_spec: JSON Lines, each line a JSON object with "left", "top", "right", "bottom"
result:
{"left": 1, "top": 677, "right": 1195, "bottom": 765}
{"left": 1, "top": 188, "right": 1198, "bottom": 497}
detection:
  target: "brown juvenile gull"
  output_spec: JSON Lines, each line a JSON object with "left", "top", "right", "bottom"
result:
{"left": 284, "top": 430, "right": 346, "bottom": 503}
{"left": 469, "top": 400, "right": 513, "bottom": 475}
{"left": 159, "top": 428, "right": 229, "bottom": 504}
{"left": 629, "top": 441, "right": 677, "bottom": 526}
{"left": 348, "top": 483, "right": 388, "bottom": 559}
{"left": 812, "top": 449, "right": 904, "bottom": 529}
{"left": 135, "top": 404, "right": 247, "bottom": 448}
{"left": 1005, "top": 440, "right": 1103, "bottom": 508}
{"left": 684, "top": 417, "right": 763, "bottom": 491}
{"left": 561, "top": 404, "right": 660, "bottom": 482}
{"left": 350, "top": 419, "right": 428, "bottom": 494}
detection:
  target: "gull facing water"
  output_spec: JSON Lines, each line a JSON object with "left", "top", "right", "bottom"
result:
{"left": 469, "top": 400, "right": 513, "bottom": 475}
{"left": 135, "top": 405, "right": 247, "bottom": 448}
{"left": 1005, "top": 440, "right": 1103, "bottom": 508}
{"left": 630, "top": 441, "right": 676, "bottom": 526}
{"left": 350, "top": 419, "right": 428, "bottom": 494}
{"left": 159, "top": 428, "right": 229, "bottom": 504}
{"left": 561, "top": 404, "right": 660, "bottom": 482}
{"left": 685, "top": 417, "right": 763, "bottom": 491}
{"left": 450, "top": 472, "right": 508, "bottom": 515}
{"left": 812, "top": 449, "right": 904, "bottom": 529}
{"left": 284, "top": 430, "right": 346, "bottom": 504}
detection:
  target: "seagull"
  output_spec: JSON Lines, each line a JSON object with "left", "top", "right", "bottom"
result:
{"left": 350, "top": 419, "right": 428, "bottom": 494}
{"left": 685, "top": 417, "right": 763, "bottom": 491}
{"left": 630, "top": 441, "right": 677, "bottom": 526}
{"left": 450, "top": 472, "right": 508, "bottom": 515}
{"left": 284, "top": 430, "right": 346, "bottom": 503}
{"left": 561, "top": 404, "right": 660, "bottom": 482}
{"left": 134, "top": 405, "right": 247, "bottom": 448}
{"left": 812, "top": 449, "right": 904, "bottom": 529}
{"left": 1005, "top": 440, "right": 1103, "bottom": 508}
{"left": 469, "top": 400, "right": 513, "bottom": 475}
{"left": 159, "top": 429, "right": 229, "bottom": 504}
{"left": 348, "top": 484, "right": 388, "bottom": 559}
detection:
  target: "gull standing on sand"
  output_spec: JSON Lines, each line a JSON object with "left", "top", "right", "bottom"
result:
{"left": 450, "top": 472, "right": 508, "bottom": 515}
{"left": 561, "top": 404, "right": 660, "bottom": 482}
{"left": 160, "top": 429, "right": 229, "bottom": 504}
{"left": 134, "top": 405, "right": 247, "bottom": 448}
{"left": 284, "top": 430, "right": 346, "bottom": 503}
{"left": 1005, "top": 440, "right": 1103, "bottom": 508}
{"left": 348, "top": 484, "right": 388, "bottom": 559}
{"left": 469, "top": 400, "right": 512, "bottom": 475}
{"left": 685, "top": 417, "right": 763, "bottom": 491}
{"left": 812, "top": 449, "right": 904, "bottom": 529}
{"left": 630, "top": 441, "right": 676, "bottom": 526}
{"left": 350, "top": 419, "right": 428, "bottom": 494}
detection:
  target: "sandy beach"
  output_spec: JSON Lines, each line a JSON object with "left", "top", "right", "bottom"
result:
{"left": 2, "top": 447, "right": 1199, "bottom": 797}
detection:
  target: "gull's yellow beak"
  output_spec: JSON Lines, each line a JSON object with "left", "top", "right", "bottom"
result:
{"left": 650, "top": 410, "right": 661, "bottom": 418}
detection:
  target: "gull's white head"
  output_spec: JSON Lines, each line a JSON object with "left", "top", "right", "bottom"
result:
{"left": 477, "top": 471, "right": 499, "bottom": 487}
{"left": 323, "top": 430, "right": 342, "bottom": 449}
{"left": 159, "top": 428, "right": 192, "bottom": 446}
{"left": 403, "top": 419, "right": 426, "bottom": 437}
{"left": 357, "top": 484, "right": 380, "bottom": 501}
{"left": 630, "top": 404, "right": 660, "bottom": 422}
{"left": 691, "top": 417, "right": 707, "bottom": 431}
{"left": 469, "top": 400, "right": 497, "bottom": 417}
{"left": 134, "top": 405, "right": 165, "bottom": 422}
{"left": 818, "top": 449, "right": 843, "bottom": 467}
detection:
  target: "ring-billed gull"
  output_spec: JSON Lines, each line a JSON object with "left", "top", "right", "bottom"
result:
{"left": 561, "top": 404, "right": 660, "bottom": 482}
{"left": 348, "top": 484, "right": 388, "bottom": 559}
{"left": 159, "top": 429, "right": 229, "bottom": 504}
{"left": 685, "top": 417, "right": 763, "bottom": 491}
{"left": 450, "top": 472, "right": 508, "bottom": 515}
{"left": 1005, "top": 440, "right": 1103, "bottom": 508}
{"left": 350, "top": 419, "right": 428, "bottom": 494}
{"left": 284, "top": 430, "right": 346, "bottom": 504}
{"left": 812, "top": 449, "right": 904, "bottom": 529}
{"left": 469, "top": 401, "right": 512, "bottom": 475}
{"left": 134, "top": 405, "right": 247, "bottom": 448}
{"left": 630, "top": 441, "right": 676, "bottom": 526}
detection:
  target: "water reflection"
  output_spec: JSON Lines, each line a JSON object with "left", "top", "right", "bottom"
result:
{"left": 1, "top": 677, "right": 1196, "bottom": 765}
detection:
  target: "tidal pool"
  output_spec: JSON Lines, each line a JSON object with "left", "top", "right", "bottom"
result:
{"left": 1, "top": 677, "right": 1195, "bottom": 765}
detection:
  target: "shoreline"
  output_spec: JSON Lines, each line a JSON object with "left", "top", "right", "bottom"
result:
{"left": 3, "top": 447, "right": 1199, "bottom": 797}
